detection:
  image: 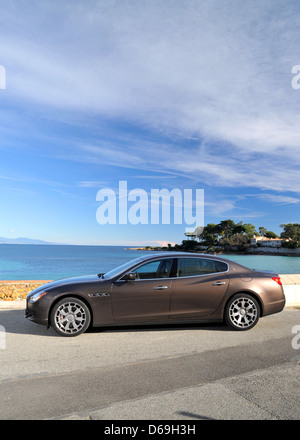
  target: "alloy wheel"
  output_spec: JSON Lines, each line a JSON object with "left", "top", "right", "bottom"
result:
{"left": 226, "top": 294, "right": 259, "bottom": 330}
{"left": 51, "top": 298, "right": 90, "bottom": 336}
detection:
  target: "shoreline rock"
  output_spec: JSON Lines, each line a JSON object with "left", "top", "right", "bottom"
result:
{"left": 0, "top": 280, "right": 51, "bottom": 301}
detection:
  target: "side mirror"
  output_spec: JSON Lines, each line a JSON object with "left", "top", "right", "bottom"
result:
{"left": 124, "top": 272, "right": 137, "bottom": 281}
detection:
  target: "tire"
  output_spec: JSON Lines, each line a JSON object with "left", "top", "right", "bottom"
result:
{"left": 50, "top": 297, "right": 91, "bottom": 337}
{"left": 225, "top": 294, "right": 260, "bottom": 331}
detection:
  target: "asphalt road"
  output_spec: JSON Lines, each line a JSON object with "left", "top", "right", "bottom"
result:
{"left": 0, "top": 307, "right": 299, "bottom": 420}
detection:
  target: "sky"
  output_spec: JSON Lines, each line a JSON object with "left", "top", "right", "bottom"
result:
{"left": 0, "top": 0, "right": 299, "bottom": 246}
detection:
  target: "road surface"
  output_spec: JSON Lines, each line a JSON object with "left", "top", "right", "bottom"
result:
{"left": 0, "top": 307, "right": 299, "bottom": 420}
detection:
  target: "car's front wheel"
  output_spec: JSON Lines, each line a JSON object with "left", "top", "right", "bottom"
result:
{"left": 225, "top": 294, "right": 260, "bottom": 331}
{"left": 50, "top": 297, "right": 91, "bottom": 337}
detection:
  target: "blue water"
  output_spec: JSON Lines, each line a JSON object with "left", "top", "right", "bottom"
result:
{"left": 0, "top": 245, "right": 146, "bottom": 280}
{"left": 221, "top": 254, "right": 300, "bottom": 275}
{"left": 0, "top": 245, "right": 299, "bottom": 280}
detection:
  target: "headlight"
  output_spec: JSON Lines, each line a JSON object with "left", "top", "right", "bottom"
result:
{"left": 29, "top": 291, "right": 48, "bottom": 303}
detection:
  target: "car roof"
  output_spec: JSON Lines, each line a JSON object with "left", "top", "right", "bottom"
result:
{"left": 137, "top": 251, "right": 231, "bottom": 262}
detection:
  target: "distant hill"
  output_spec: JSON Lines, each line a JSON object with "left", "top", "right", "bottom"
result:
{"left": 0, "top": 236, "right": 56, "bottom": 245}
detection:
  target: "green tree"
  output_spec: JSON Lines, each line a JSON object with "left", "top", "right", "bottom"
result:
{"left": 280, "top": 223, "right": 300, "bottom": 248}
{"left": 264, "top": 230, "right": 278, "bottom": 239}
{"left": 226, "top": 233, "right": 250, "bottom": 251}
{"left": 218, "top": 219, "right": 236, "bottom": 238}
{"left": 180, "top": 239, "right": 199, "bottom": 251}
{"left": 199, "top": 223, "right": 219, "bottom": 247}
{"left": 242, "top": 223, "right": 258, "bottom": 238}
{"left": 280, "top": 223, "right": 300, "bottom": 240}
{"left": 259, "top": 226, "right": 267, "bottom": 236}
{"left": 259, "top": 226, "right": 278, "bottom": 238}
{"left": 233, "top": 223, "right": 246, "bottom": 235}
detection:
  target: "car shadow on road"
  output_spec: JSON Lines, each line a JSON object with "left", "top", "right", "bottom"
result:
{"left": 0, "top": 308, "right": 230, "bottom": 337}
{"left": 0, "top": 308, "right": 58, "bottom": 337}
{"left": 87, "top": 321, "right": 230, "bottom": 334}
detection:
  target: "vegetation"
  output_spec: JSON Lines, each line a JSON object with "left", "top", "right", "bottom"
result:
{"left": 162, "top": 220, "right": 299, "bottom": 253}
{"left": 197, "top": 220, "right": 258, "bottom": 251}
{"left": 280, "top": 223, "right": 300, "bottom": 249}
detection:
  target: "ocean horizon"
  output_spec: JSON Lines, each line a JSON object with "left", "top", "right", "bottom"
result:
{"left": 0, "top": 244, "right": 299, "bottom": 280}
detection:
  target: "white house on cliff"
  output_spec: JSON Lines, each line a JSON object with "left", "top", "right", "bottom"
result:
{"left": 250, "top": 236, "right": 288, "bottom": 247}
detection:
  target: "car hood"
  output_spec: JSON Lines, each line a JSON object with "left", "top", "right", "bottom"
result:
{"left": 46, "top": 274, "right": 102, "bottom": 288}
{"left": 28, "top": 275, "right": 102, "bottom": 296}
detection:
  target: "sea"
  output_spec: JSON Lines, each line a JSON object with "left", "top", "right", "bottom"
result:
{"left": 0, "top": 244, "right": 299, "bottom": 281}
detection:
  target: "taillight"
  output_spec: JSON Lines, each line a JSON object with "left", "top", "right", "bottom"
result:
{"left": 272, "top": 276, "right": 282, "bottom": 286}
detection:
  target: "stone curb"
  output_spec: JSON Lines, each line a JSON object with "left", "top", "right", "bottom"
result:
{"left": 0, "top": 300, "right": 26, "bottom": 309}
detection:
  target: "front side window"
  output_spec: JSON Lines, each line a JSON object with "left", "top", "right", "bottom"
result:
{"left": 177, "top": 258, "right": 227, "bottom": 277}
{"left": 133, "top": 259, "right": 173, "bottom": 279}
{"left": 104, "top": 255, "right": 147, "bottom": 279}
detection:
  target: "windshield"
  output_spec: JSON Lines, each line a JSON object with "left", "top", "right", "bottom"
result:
{"left": 102, "top": 255, "right": 148, "bottom": 280}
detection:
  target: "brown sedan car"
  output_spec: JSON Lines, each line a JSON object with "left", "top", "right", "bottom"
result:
{"left": 25, "top": 252, "right": 285, "bottom": 336}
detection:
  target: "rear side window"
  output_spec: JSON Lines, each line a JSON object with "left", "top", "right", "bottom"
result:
{"left": 177, "top": 258, "right": 227, "bottom": 277}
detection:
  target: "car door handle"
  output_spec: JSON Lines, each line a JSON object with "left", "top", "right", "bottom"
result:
{"left": 212, "top": 281, "right": 226, "bottom": 286}
{"left": 153, "top": 286, "right": 169, "bottom": 290}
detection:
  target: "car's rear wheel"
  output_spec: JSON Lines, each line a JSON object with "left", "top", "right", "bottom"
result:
{"left": 50, "top": 297, "right": 91, "bottom": 337}
{"left": 225, "top": 294, "right": 260, "bottom": 331}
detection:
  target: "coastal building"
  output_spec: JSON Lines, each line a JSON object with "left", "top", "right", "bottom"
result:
{"left": 184, "top": 226, "right": 204, "bottom": 241}
{"left": 184, "top": 229, "right": 290, "bottom": 248}
{"left": 250, "top": 236, "right": 288, "bottom": 247}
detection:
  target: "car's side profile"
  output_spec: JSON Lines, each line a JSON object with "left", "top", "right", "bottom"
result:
{"left": 25, "top": 252, "right": 286, "bottom": 336}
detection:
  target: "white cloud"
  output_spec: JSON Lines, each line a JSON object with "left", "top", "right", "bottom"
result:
{"left": 74, "top": 139, "right": 300, "bottom": 194}
{"left": 1, "top": 1, "right": 300, "bottom": 193}
{"left": 244, "top": 193, "right": 300, "bottom": 206}
{"left": 78, "top": 180, "right": 109, "bottom": 188}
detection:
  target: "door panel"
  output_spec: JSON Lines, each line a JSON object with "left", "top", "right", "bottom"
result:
{"left": 170, "top": 273, "right": 229, "bottom": 318}
{"left": 111, "top": 257, "right": 173, "bottom": 322}
{"left": 111, "top": 279, "right": 172, "bottom": 321}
